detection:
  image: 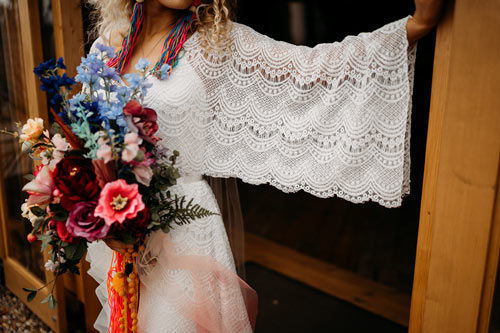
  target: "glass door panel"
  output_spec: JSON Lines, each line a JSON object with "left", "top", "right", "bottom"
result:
{"left": 0, "top": 0, "right": 45, "bottom": 281}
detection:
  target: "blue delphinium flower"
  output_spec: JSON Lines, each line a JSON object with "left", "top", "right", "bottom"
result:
{"left": 60, "top": 73, "right": 76, "bottom": 88}
{"left": 33, "top": 57, "right": 76, "bottom": 117}
{"left": 123, "top": 73, "right": 153, "bottom": 98}
{"left": 50, "top": 94, "right": 64, "bottom": 113}
{"left": 135, "top": 58, "right": 152, "bottom": 72}
{"left": 101, "top": 66, "right": 120, "bottom": 81}
{"left": 56, "top": 57, "right": 66, "bottom": 69}
{"left": 95, "top": 43, "right": 116, "bottom": 58}
{"left": 33, "top": 59, "right": 56, "bottom": 77}
{"left": 116, "top": 86, "right": 131, "bottom": 104}
{"left": 157, "top": 64, "right": 171, "bottom": 80}
{"left": 69, "top": 92, "right": 86, "bottom": 111}
{"left": 123, "top": 73, "right": 142, "bottom": 90}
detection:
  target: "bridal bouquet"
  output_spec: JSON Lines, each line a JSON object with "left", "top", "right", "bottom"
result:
{"left": 11, "top": 45, "right": 216, "bottom": 331}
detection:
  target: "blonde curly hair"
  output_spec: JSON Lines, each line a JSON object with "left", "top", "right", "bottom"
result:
{"left": 86, "top": 0, "right": 236, "bottom": 51}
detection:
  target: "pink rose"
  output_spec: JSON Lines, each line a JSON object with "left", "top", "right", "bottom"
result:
{"left": 66, "top": 200, "right": 110, "bottom": 241}
{"left": 94, "top": 179, "right": 145, "bottom": 225}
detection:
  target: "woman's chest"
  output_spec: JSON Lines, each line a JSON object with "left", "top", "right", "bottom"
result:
{"left": 142, "top": 58, "right": 206, "bottom": 115}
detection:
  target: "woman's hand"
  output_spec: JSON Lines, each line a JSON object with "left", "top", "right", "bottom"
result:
{"left": 103, "top": 236, "right": 134, "bottom": 254}
{"left": 407, "top": 0, "right": 446, "bottom": 44}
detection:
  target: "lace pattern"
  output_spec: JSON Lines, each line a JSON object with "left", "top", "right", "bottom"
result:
{"left": 144, "top": 15, "right": 417, "bottom": 208}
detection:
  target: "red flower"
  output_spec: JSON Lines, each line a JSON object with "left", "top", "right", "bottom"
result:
{"left": 53, "top": 156, "right": 100, "bottom": 210}
{"left": 123, "top": 100, "right": 160, "bottom": 144}
{"left": 56, "top": 219, "right": 77, "bottom": 243}
{"left": 111, "top": 207, "right": 150, "bottom": 239}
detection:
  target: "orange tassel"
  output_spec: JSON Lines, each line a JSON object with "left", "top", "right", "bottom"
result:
{"left": 107, "top": 250, "right": 140, "bottom": 332}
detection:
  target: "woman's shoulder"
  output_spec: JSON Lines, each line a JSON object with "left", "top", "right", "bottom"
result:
{"left": 226, "top": 22, "right": 276, "bottom": 49}
{"left": 229, "top": 22, "right": 262, "bottom": 38}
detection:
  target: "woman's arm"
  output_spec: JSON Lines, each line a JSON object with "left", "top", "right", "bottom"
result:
{"left": 187, "top": 17, "right": 417, "bottom": 208}
{"left": 407, "top": 0, "right": 445, "bottom": 44}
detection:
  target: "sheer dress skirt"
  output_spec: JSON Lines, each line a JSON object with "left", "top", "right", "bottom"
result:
{"left": 86, "top": 177, "right": 254, "bottom": 333}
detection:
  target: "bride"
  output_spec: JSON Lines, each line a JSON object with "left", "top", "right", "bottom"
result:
{"left": 85, "top": 0, "right": 443, "bottom": 331}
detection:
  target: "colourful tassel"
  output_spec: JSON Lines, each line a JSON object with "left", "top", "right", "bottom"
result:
{"left": 150, "top": 10, "right": 196, "bottom": 76}
{"left": 106, "top": 1, "right": 198, "bottom": 78}
{"left": 106, "top": 1, "right": 145, "bottom": 74}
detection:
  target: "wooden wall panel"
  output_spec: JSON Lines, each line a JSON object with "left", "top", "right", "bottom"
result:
{"left": 409, "top": 0, "right": 500, "bottom": 332}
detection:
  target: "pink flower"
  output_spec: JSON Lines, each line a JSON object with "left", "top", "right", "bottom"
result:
{"left": 22, "top": 165, "right": 54, "bottom": 206}
{"left": 96, "top": 137, "right": 114, "bottom": 163}
{"left": 132, "top": 165, "right": 154, "bottom": 186}
{"left": 128, "top": 149, "right": 155, "bottom": 167}
{"left": 121, "top": 132, "right": 142, "bottom": 162}
{"left": 52, "top": 133, "right": 69, "bottom": 152}
{"left": 123, "top": 101, "right": 160, "bottom": 144}
{"left": 94, "top": 179, "right": 145, "bottom": 225}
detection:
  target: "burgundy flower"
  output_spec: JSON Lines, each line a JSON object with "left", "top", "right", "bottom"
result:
{"left": 53, "top": 156, "right": 100, "bottom": 210}
{"left": 66, "top": 200, "right": 110, "bottom": 242}
{"left": 111, "top": 207, "right": 150, "bottom": 239}
{"left": 123, "top": 100, "right": 160, "bottom": 144}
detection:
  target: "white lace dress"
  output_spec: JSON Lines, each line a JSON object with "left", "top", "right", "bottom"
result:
{"left": 86, "top": 15, "right": 416, "bottom": 332}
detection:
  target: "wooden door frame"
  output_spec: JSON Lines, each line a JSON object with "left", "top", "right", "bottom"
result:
{"left": 409, "top": 0, "right": 500, "bottom": 331}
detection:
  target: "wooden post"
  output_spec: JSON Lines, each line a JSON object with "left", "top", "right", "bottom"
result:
{"left": 409, "top": 0, "right": 500, "bottom": 332}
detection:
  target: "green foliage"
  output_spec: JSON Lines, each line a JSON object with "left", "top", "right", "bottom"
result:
{"left": 41, "top": 294, "right": 57, "bottom": 310}
{"left": 63, "top": 240, "right": 87, "bottom": 262}
{"left": 148, "top": 194, "right": 219, "bottom": 233}
{"left": 70, "top": 107, "right": 100, "bottom": 158}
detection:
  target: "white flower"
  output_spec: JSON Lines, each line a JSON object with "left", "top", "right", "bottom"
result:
{"left": 21, "top": 201, "right": 30, "bottom": 219}
{"left": 21, "top": 201, "right": 40, "bottom": 226}
{"left": 44, "top": 259, "right": 57, "bottom": 272}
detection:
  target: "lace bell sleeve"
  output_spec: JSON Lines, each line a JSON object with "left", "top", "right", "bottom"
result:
{"left": 193, "top": 16, "right": 416, "bottom": 208}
